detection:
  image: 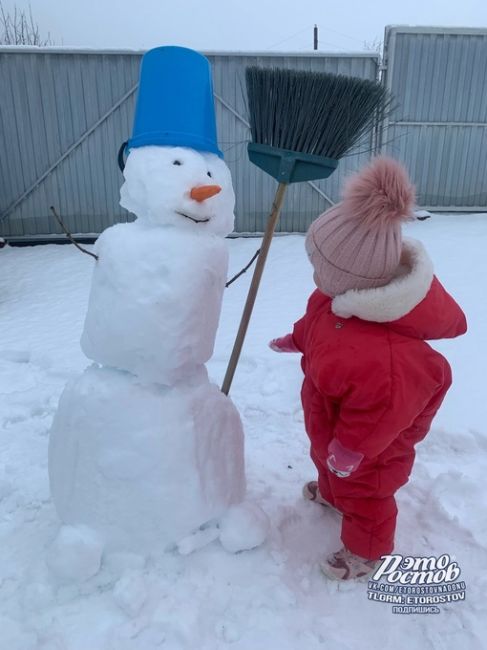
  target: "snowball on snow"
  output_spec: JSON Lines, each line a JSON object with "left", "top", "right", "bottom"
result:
{"left": 219, "top": 502, "right": 270, "bottom": 553}
{"left": 177, "top": 523, "right": 220, "bottom": 555}
{"left": 46, "top": 525, "right": 103, "bottom": 582}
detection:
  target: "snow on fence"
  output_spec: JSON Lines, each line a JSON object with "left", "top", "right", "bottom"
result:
{"left": 1, "top": 27, "right": 487, "bottom": 240}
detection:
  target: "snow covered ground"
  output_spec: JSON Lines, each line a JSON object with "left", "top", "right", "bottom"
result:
{"left": 0, "top": 214, "right": 486, "bottom": 649}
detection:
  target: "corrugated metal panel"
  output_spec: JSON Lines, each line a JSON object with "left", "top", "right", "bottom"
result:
{"left": 0, "top": 50, "right": 140, "bottom": 238}
{"left": 0, "top": 48, "right": 378, "bottom": 238}
{"left": 382, "top": 27, "right": 487, "bottom": 209}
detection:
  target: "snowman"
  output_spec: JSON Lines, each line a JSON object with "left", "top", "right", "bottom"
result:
{"left": 48, "top": 47, "right": 268, "bottom": 564}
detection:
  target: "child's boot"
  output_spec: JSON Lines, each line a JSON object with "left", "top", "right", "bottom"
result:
{"left": 320, "top": 546, "right": 379, "bottom": 581}
{"left": 302, "top": 481, "right": 340, "bottom": 514}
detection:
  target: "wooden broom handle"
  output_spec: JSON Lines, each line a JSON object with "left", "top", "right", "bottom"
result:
{"left": 222, "top": 182, "right": 288, "bottom": 395}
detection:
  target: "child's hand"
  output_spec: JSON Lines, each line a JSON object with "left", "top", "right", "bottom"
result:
{"left": 268, "top": 334, "right": 299, "bottom": 353}
{"left": 326, "top": 439, "right": 364, "bottom": 478}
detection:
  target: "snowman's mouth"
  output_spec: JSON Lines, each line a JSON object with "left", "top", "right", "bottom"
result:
{"left": 176, "top": 211, "right": 210, "bottom": 224}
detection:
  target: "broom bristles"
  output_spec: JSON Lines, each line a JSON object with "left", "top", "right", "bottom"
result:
{"left": 246, "top": 67, "right": 392, "bottom": 160}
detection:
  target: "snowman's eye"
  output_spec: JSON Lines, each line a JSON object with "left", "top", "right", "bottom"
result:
{"left": 173, "top": 160, "right": 182, "bottom": 166}
{"left": 207, "top": 171, "right": 212, "bottom": 178}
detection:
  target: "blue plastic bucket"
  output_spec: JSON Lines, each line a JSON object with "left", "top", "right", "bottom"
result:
{"left": 127, "top": 46, "right": 223, "bottom": 158}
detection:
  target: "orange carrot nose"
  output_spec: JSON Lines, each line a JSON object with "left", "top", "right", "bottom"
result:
{"left": 190, "top": 184, "right": 221, "bottom": 202}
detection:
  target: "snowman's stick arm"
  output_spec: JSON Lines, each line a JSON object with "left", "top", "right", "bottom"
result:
{"left": 49, "top": 206, "right": 99, "bottom": 261}
{"left": 225, "top": 248, "right": 261, "bottom": 288}
{"left": 221, "top": 182, "right": 288, "bottom": 395}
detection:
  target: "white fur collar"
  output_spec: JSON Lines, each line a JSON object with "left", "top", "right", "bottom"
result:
{"left": 331, "top": 238, "right": 434, "bottom": 323}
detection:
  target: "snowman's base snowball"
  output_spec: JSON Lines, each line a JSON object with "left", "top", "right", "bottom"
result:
{"left": 219, "top": 502, "right": 269, "bottom": 553}
{"left": 48, "top": 365, "right": 245, "bottom": 553}
{"left": 46, "top": 525, "right": 103, "bottom": 582}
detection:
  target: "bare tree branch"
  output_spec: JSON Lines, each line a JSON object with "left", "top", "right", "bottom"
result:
{"left": 50, "top": 206, "right": 99, "bottom": 261}
{"left": 226, "top": 249, "right": 260, "bottom": 288}
{"left": 0, "top": 2, "right": 54, "bottom": 45}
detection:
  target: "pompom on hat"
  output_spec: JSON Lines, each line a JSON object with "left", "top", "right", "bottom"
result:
{"left": 305, "top": 156, "right": 416, "bottom": 297}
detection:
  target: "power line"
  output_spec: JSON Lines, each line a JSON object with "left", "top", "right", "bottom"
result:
{"left": 317, "top": 24, "right": 366, "bottom": 46}
{"left": 267, "top": 24, "right": 365, "bottom": 52}
{"left": 267, "top": 24, "right": 314, "bottom": 50}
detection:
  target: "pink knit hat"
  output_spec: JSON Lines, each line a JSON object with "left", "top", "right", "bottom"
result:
{"left": 305, "top": 156, "right": 416, "bottom": 297}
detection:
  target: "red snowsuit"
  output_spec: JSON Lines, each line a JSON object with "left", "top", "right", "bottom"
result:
{"left": 291, "top": 244, "right": 466, "bottom": 560}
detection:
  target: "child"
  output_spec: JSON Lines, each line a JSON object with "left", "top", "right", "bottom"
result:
{"left": 270, "top": 157, "right": 467, "bottom": 581}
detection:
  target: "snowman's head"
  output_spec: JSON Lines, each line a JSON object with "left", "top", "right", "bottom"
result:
{"left": 119, "top": 146, "right": 235, "bottom": 236}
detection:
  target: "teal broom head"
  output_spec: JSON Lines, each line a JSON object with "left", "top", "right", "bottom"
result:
{"left": 245, "top": 67, "right": 392, "bottom": 184}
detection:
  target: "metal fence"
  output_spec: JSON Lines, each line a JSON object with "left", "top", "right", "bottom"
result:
{"left": 382, "top": 26, "right": 487, "bottom": 211}
{"left": 0, "top": 48, "right": 378, "bottom": 239}
{"left": 1, "top": 28, "right": 487, "bottom": 240}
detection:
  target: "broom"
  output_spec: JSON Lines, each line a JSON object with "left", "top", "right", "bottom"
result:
{"left": 221, "top": 67, "right": 391, "bottom": 395}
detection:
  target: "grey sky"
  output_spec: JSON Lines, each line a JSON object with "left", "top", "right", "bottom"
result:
{"left": 4, "top": 0, "right": 487, "bottom": 51}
